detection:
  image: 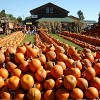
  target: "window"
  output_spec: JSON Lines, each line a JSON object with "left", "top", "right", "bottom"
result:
{"left": 50, "top": 7, "right": 53, "bottom": 13}
{"left": 46, "top": 7, "right": 49, "bottom": 13}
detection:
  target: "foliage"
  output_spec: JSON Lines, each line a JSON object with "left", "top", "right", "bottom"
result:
{"left": 17, "top": 16, "right": 23, "bottom": 24}
{"left": 77, "top": 10, "right": 85, "bottom": 20}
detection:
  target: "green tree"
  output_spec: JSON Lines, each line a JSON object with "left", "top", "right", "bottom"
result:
{"left": 77, "top": 10, "right": 84, "bottom": 20}
{"left": 0, "top": 10, "right": 6, "bottom": 18}
{"left": 17, "top": 16, "right": 22, "bottom": 23}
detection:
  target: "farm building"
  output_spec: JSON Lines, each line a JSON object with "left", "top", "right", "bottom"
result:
{"left": 24, "top": 2, "right": 97, "bottom": 33}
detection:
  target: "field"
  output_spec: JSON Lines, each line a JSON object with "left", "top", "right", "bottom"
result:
{"left": 0, "top": 33, "right": 82, "bottom": 50}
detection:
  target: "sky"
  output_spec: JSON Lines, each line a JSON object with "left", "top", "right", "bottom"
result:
{"left": 0, "top": 0, "right": 100, "bottom": 21}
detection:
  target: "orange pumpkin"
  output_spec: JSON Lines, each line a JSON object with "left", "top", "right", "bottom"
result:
{"left": 44, "top": 78, "right": 55, "bottom": 90}
{"left": 38, "top": 54, "right": 46, "bottom": 65}
{"left": 46, "top": 51, "right": 56, "bottom": 61}
{"left": 56, "top": 88, "right": 69, "bottom": 99}
{"left": 85, "top": 87, "right": 99, "bottom": 99}
{"left": 16, "top": 45, "right": 26, "bottom": 54}
{"left": 56, "top": 61, "right": 66, "bottom": 70}
{"left": 50, "top": 65, "right": 63, "bottom": 79}
{"left": 19, "top": 60, "right": 29, "bottom": 72}
{"left": 36, "top": 68, "right": 47, "bottom": 81}
{"left": 44, "top": 61, "right": 54, "bottom": 70}
{"left": 57, "top": 53, "right": 68, "bottom": 62}
{"left": 29, "top": 58, "right": 41, "bottom": 72}
{"left": 90, "top": 77, "right": 100, "bottom": 90}
{"left": 15, "top": 53, "right": 24, "bottom": 63}
{"left": 8, "top": 76, "right": 20, "bottom": 90}
{"left": 65, "top": 58, "right": 74, "bottom": 68}
{"left": 44, "top": 90, "right": 55, "bottom": 100}
{"left": 77, "top": 78, "right": 88, "bottom": 91}
{"left": 0, "top": 68, "right": 9, "bottom": 79}
{"left": 64, "top": 75, "right": 77, "bottom": 90}
{"left": 93, "top": 63, "right": 100, "bottom": 76}
{"left": 82, "top": 67, "right": 96, "bottom": 81}
{"left": 27, "top": 88, "right": 41, "bottom": 100}
{"left": 21, "top": 74, "right": 34, "bottom": 90}
{"left": 70, "top": 88, "right": 83, "bottom": 99}
{"left": 11, "top": 68, "right": 23, "bottom": 79}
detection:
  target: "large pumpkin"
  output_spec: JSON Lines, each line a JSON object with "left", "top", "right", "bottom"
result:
{"left": 50, "top": 65, "right": 63, "bottom": 79}
{"left": 29, "top": 58, "right": 41, "bottom": 72}
{"left": 70, "top": 88, "right": 83, "bottom": 99}
{"left": 15, "top": 53, "right": 24, "bottom": 63}
{"left": 64, "top": 75, "right": 77, "bottom": 90}
{"left": 21, "top": 74, "right": 34, "bottom": 90}
{"left": 8, "top": 76, "right": 20, "bottom": 90}
{"left": 27, "top": 88, "right": 41, "bottom": 100}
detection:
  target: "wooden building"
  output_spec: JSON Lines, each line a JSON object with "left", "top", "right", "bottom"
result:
{"left": 29, "top": 2, "right": 69, "bottom": 23}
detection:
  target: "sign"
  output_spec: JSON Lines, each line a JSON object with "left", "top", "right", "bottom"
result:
{"left": 31, "top": 15, "right": 38, "bottom": 18}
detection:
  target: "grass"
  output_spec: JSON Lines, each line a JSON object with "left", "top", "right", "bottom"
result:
{"left": 50, "top": 33, "right": 82, "bottom": 50}
{"left": 21, "top": 34, "right": 35, "bottom": 44}
{"left": 0, "top": 34, "right": 6, "bottom": 38}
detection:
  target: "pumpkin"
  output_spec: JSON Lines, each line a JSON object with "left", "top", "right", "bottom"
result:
{"left": 27, "top": 88, "right": 41, "bottom": 100}
{"left": 8, "top": 76, "right": 20, "bottom": 90}
{"left": 0, "top": 51, "right": 5, "bottom": 65}
{"left": 70, "top": 88, "right": 83, "bottom": 99}
{"left": 44, "top": 61, "right": 54, "bottom": 70}
{"left": 50, "top": 65, "right": 63, "bottom": 79}
{"left": 65, "top": 58, "right": 74, "bottom": 68}
{"left": 44, "top": 90, "right": 55, "bottom": 100}
{"left": 16, "top": 45, "right": 26, "bottom": 54}
{"left": 69, "top": 68, "right": 81, "bottom": 79}
{"left": 19, "top": 60, "right": 29, "bottom": 72}
{"left": 38, "top": 54, "right": 46, "bottom": 65}
{"left": 46, "top": 51, "right": 56, "bottom": 61}
{"left": 0, "top": 68, "right": 9, "bottom": 79}
{"left": 11, "top": 68, "right": 23, "bottom": 79}
{"left": 56, "top": 88, "right": 69, "bottom": 99}
{"left": 56, "top": 61, "right": 66, "bottom": 70}
{"left": 85, "top": 87, "right": 99, "bottom": 99}
{"left": 77, "top": 78, "right": 88, "bottom": 91}
{"left": 21, "top": 74, "right": 34, "bottom": 90}
{"left": 57, "top": 53, "right": 68, "bottom": 62}
{"left": 82, "top": 67, "right": 96, "bottom": 81}
{"left": 36, "top": 68, "right": 47, "bottom": 81}
{"left": 15, "top": 53, "right": 24, "bottom": 63}
{"left": 29, "top": 58, "right": 41, "bottom": 72}
{"left": 64, "top": 75, "right": 77, "bottom": 90}
{"left": 72, "top": 61, "right": 82, "bottom": 70}
{"left": 44, "top": 78, "right": 55, "bottom": 90}
{"left": 85, "top": 53, "right": 94, "bottom": 63}
{"left": 90, "top": 77, "right": 100, "bottom": 90}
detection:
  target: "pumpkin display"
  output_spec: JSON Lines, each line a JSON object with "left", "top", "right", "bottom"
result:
{"left": 0, "top": 29, "right": 100, "bottom": 99}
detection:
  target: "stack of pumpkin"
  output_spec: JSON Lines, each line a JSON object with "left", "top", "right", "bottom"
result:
{"left": 0, "top": 31, "right": 26, "bottom": 52}
{"left": 0, "top": 33, "right": 100, "bottom": 99}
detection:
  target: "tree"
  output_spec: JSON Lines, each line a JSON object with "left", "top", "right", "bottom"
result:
{"left": 77, "top": 10, "right": 84, "bottom": 20}
{"left": 0, "top": 10, "right": 6, "bottom": 18}
{"left": 17, "top": 16, "right": 22, "bottom": 24}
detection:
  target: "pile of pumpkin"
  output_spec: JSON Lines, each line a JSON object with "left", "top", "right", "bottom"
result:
{"left": 0, "top": 31, "right": 26, "bottom": 52}
{"left": 60, "top": 31, "right": 100, "bottom": 51}
{"left": 0, "top": 34, "right": 100, "bottom": 99}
